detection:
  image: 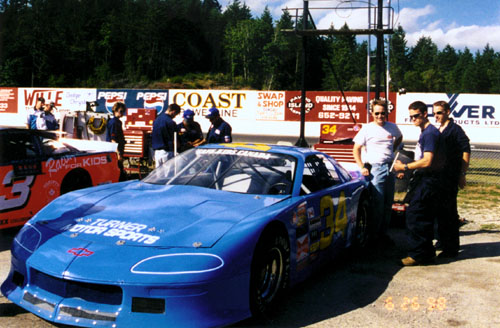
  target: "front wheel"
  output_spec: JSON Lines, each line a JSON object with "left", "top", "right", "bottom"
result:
{"left": 249, "top": 231, "right": 290, "bottom": 317}
{"left": 353, "top": 196, "right": 370, "bottom": 249}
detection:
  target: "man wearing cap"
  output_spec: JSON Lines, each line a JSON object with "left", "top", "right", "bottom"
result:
{"left": 205, "top": 107, "right": 232, "bottom": 144}
{"left": 152, "top": 103, "right": 181, "bottom": 168}
{"left": 26, "top": 97, "right": 45, "bottom": 129}
{"left": 177, "top": 109, "right": 205, "bottom": 152}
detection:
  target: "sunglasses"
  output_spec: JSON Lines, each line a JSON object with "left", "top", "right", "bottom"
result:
{"left": 434, "top": 111, "right": 444, "bottom": 115}
{"left": 373, "top": 112, "right": 386, "bottom": 116}
{"left": 410, "top": 113, "right": 422, "bottom": 120}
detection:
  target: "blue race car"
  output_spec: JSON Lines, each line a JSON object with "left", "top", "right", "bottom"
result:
{"left": 2, "top": 143, "right": 370, "bottom": 328}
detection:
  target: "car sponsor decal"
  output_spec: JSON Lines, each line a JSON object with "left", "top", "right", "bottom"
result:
{"left": 68, "top": 247, "right": 94, "bottom": 257}
{"left": 220, "top": 143, "right": 271, "bottom": 151}
{"left": 45, "top": 155, "right": 108, "bottom": 175}
{"left": 196, "top": 148, "right": 272, "bottom": 159}
{"left": 67, "top": 218, "right": 160, "bottom": 245}
{"left": 296, "top": 234, "right": 309, "bottom": 262}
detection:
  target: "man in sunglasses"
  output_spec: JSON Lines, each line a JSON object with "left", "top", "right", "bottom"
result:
{"left": 353, "top": 98, "right": 402, "bottom": 246}
{"left": 393, "top": 101, "right": 445, "bottom": 266}
{"left": 432, "top": 100, "right": 470, "bottom": 258}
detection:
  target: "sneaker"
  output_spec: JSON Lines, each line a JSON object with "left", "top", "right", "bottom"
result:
{"left": 400, "top": 256, "right": 418, "bottom": 266}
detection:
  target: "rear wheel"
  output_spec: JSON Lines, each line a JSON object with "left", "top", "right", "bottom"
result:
{"left": 60, "top": 169, "right": 92, "bottom": 194}
{"left": 249, "top": 231, "right": 290, "bottom": 317}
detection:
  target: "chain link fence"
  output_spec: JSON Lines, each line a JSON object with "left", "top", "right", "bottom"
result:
{"left": 468, "top": 146, "right": 500, "bottom": 185}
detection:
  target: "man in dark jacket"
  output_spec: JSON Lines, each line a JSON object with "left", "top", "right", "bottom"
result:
{"left": 205, "top": 107, "right": 232, "bottom": 144}
{"left": 152, "top": 103, "right": 181, "bottom": 168}
{"left": 432, "top": 100, "right": 470, "bottom": 258}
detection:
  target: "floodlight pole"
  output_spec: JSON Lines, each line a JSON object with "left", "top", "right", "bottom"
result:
{"left": 295, "top": 0, "right": 309, "bottom": 148}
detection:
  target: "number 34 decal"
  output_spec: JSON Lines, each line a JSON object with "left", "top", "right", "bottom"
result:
{"left": 319, "top": 191, "right": 347, "bottom": 250}
{"left": 0, "top": 170, "right": 35, "bottom": 213}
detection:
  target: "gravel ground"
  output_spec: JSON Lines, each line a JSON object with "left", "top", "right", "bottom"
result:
{"left": 1, "top": 205, "right": 499, "bottom": 328}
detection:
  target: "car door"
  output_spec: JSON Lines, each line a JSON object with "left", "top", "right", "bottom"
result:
{"left": 293, "top": 154, "right": 353, "bottom": 271}
{"left": 0, "top": 130, "right": 45, "bottom": 229}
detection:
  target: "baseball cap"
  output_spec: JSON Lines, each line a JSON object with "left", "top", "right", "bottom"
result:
{"left": 206, "top": 107, "right": 220, "bottom": 118}
{"left": 183, "top": 109, "right": 195, "bottom": 120}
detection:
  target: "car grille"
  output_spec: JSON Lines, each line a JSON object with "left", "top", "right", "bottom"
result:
{"left": 31, "top": 269, "right": 123, "bottom": 306}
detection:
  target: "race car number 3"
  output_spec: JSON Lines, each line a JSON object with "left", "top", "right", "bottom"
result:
{"left": 384, "top": 296, "right": 447, "bottom": 311}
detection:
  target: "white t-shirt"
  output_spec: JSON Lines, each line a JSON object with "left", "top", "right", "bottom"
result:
{"left": 353, "top": 121, "right": 402, "bottom": 164}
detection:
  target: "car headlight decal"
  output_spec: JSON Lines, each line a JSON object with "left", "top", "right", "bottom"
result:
{"left": 14, "top": 223, "right": 42, "bottom": 253}
{"left": 131, "top": 253, "right": 224, "bottom": 275}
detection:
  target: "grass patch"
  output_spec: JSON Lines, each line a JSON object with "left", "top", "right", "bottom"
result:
{"left": 467, "top": 157, "right": 500, "bottom": 185}
{"left": 457, "top": 184, "right": 500, "bottom": 210}
{"left": 480, "top": 223, "right": 500, "bottom": 231}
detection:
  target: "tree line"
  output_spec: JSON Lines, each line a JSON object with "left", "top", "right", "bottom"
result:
{"left": 1, "top": 0, "right": 499, "bottom": 94}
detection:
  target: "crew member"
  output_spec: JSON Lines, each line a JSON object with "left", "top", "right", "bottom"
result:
{"left": 177, "top": 109, "right": 205, "bottom": 152}
{"left": 205, "top": 107, "right": 232, "bottom": 144}
{"left": 106, "top": 102, "right": 127, "bottom": 181}
{"left": 152, "top": 103, "right": 181, "bottom": 167}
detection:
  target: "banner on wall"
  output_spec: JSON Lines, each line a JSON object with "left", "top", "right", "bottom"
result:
{"left": 0, "top": 88, "right": 17, "bottom": 114}
{"left": 95, "top": 89, "right": 169, "bottom": 114}
{"left": 283, "top": 91, "right": 397, "bottom": 124}
{"left": 170, "top": 89, "right": 251, "bottom": 119}
{"left": 18, "top": 88, "right": 95, "bottom": 113}
{"left": 396, "top": 93, "right": 499, "bottom": 127}
{"left": 254, "top": 91, "right": 285, "bottom": 121}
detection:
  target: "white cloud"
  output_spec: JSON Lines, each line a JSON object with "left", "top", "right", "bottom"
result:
{"left": 396, "top": 4, "right": 435, "bottom": 32}
{"left": 406, "top": 25, "right": 500, "bottom": 51}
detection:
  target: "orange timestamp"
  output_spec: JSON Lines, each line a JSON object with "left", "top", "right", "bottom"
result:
{"left": 384, "top": 296, "right": 447, "bottom": 311}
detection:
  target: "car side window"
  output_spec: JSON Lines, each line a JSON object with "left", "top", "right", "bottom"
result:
{"left": 1, "top": 132, "right": 39, "bottom": 162}
{"left": 300, "top": 154, "right": 339, "bottom": 195}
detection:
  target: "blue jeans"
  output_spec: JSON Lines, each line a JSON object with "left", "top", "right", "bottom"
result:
{"left": 154, "top": 149, "right": 174, "bottom": 168}
{"left": 368, "top": 163, "right": 395, "bottom": 237}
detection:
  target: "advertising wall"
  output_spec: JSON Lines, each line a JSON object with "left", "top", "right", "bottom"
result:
{"left": 396, "top": 93, "right": 500, "bottom": 144}
{"left": 1, "top": 87, "right": 498, "bottom": 145}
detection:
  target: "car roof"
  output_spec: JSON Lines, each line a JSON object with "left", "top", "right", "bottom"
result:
{"left": 0, "top": 127, "right": 58, "bottom": 138}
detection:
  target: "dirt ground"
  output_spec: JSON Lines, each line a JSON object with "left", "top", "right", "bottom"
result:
{"left": 1, "top": 205, "right": 500, "bottom": 328}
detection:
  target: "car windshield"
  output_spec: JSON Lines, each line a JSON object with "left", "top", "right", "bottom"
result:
{"left": 143, "top": 147, "right": 297, "bottom": 195}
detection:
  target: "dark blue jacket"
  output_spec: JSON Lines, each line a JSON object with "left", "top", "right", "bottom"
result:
{"left": 206, "top": 120, "right": 232, "bottom": 144}
{"left": 106, "top": 117, "right": 125, "bottom": 154}
{"left": 152, "top": 114, "right": 177, "bottom": 151}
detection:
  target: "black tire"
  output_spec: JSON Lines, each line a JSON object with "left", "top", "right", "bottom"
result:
{"left": 352, "top": 196, "right": 370, "bottom": 249}
{"left": 60, "top": 169, "right": 92, "bottom": 194}
{"left": 249, "top": 230, "right": 290, "bottom": 317}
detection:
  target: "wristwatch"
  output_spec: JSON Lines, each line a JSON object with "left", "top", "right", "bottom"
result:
{"left": 404, "top": 164, "right": 409, "bottom": 171}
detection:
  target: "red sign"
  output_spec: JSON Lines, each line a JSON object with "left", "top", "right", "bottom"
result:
{"left": 0, "top": 88, "right": 18, "bottom": 113}
{"left": 284, "top": 91, "right": 397, "bottom": 124}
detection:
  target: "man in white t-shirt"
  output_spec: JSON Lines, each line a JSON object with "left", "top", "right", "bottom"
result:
{"left": 353, "top": 99, "right": 402, "bottom": 246}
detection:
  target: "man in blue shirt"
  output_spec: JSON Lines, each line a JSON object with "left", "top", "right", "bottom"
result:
{"left": 394, "top": 101, "right": 444, "bottom": 266}
{"left": 205, "top": 107, "right": 232, "bottom": 144}
{"left": 433, "top": 100, "right": 470, "bottom": 258}
{"left": 152, "top": 103, "right": 181, "bottom": 168}
{"left": 177, "top": 109, "right": 205, "bottom": 152}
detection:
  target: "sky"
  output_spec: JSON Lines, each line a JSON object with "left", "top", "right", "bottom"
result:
{"left": 218, "top": 0, "right": 500, "bottom": 52}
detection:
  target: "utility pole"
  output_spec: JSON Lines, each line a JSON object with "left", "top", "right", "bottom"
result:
{"left": 295, "top": 0, "right": 309, "bottom": 148}
{"left": 374, "top": 0, "right": 384, "bottom": 99}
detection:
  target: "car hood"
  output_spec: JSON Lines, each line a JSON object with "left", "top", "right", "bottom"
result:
{"left": 35, "top": 181, "right": 286, "bottom": 248}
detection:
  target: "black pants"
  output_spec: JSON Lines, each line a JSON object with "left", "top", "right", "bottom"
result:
{"left": 405, "top": 175, "right": 441, "bottom": 260}
{"left": 436, "top": 185, "right": 460, "bottom": 254}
